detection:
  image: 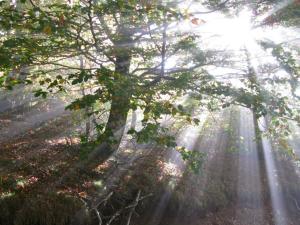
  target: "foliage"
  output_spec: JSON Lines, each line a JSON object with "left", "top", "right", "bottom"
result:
{"left": 177, "top": 146, "right": 206, "bottom": 173}
{"left": 264, "top": 1, "right": 300, "bottom": 26}
{"left": 0, "top": 0, "right": 298, "bottom": 168}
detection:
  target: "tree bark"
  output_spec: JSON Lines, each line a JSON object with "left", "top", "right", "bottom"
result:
{"left": 85, "top": 18, "right": 132, "bottom": 167}
{"left": 130, "top": 110, "right": 137, "bottom": 130}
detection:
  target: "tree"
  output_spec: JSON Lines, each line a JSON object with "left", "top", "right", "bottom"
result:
{"left": 0, "top": 0, "right": 297, "bottom": 169}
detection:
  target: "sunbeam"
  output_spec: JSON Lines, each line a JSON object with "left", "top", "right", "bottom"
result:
{"left": 237, "top": 107, "right": 264, "bottom": 214}
{"left": 259, "top": 117, "right": 288, "bottom": 225}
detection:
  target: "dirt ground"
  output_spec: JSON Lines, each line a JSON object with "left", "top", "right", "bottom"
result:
{"left": 1, "top": 102, "right": 300, "bottom": 225}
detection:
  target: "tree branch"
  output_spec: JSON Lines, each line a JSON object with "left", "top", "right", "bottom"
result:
{"left": 125, "top": 190, "right": 141, "bottom": 225}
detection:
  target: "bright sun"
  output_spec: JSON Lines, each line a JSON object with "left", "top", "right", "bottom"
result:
{"left": 177, "top": 7, "right": 258, "bottom": 51}
{"left": 203, "top": 9, "right": 254, "bottom": 50}
{"left": 220, "top": 10, "right": 253, "bottom": 48}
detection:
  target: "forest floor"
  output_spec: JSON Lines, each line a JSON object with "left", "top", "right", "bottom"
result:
{"left": 1, "top": 100, "right": 300, "bottom": 225}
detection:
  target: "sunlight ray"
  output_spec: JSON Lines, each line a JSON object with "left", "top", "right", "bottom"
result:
{"left": 236, "top": 107, "right": 264, "bottom": 217}
{"left": 259, "top": 117, "right": 288, "bottom": 225}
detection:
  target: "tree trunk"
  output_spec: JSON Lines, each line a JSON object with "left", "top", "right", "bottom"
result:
{"left": 85, "top": 78, "right": 131, "bottom": 168}
{"left": 130, "top": 110, "right": 137, "bottom": 130}
{"left": 85, "top": 22, "right": 132, "bottom": 167}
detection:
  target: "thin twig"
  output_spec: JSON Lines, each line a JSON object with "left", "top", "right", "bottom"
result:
{"left": 94, "top": 191, "right": 114, "bottom": 208}
{"left": 105, "top": 192, "right": 152, "bottom": 225}
{"left": 125, "top": 190, "right": 141, "bottom": 225}
{"left": 94, "top": 208, "right": 103, "bottom": 225}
